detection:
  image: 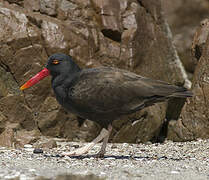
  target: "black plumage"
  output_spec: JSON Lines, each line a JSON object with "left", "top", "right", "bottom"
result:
{"left": 47, "top": 54, "right": 192, "bottom": 128}
{"left": 21, "top": 53, "right": 193, "bottom": 157}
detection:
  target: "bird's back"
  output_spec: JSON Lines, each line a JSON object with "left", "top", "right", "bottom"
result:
{"left": 62, "top": 67, "right": 192, "bottom": 127}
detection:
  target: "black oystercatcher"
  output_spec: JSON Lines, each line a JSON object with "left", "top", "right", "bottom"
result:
{"left": 20, "top": 53, "right": 193, "bottom": 157}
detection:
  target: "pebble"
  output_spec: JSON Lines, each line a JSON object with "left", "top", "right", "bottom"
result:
{"left": 24, "top": 144, "right": 33, "bottom": 148}
{"left": 4, "top": 171, "right": 20, "bottom": 179}
{"left": 105, "top": 157, "right": 116, "bottom": 160}
{"left": 170, "top": 170, "right": 180, "bottom": 174}
{"left": 28, "top": 169, "right": 36, "bottom": 172}
{"left": 33, "top": 148, "right": 43, "bottom": 154}
{"left": 19, "top": 174, "right": 27, "bottom": 180}
{"left": 0, "top": 140, "right": 208, "bottom": 180}
{"left": 24, "top": 148, "right": 34, "bottom": 152}
{"left": 71, "top": 145, "right": 79, "bottom": 148}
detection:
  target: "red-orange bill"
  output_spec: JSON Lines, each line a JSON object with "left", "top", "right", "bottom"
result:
{"left": 20, "top": 68, "right": 50, "bottom": 90}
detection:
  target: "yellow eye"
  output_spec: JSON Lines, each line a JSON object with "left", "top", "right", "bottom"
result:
{"left": 52, "top": 59, "right": 59, "bottom": 65}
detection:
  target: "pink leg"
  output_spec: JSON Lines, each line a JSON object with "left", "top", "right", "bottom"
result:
{"left": 95, "top": 124, "right": 112, "bottom": 157}
{"left": 62, "top": 127, "right": 109, "bottom": 156}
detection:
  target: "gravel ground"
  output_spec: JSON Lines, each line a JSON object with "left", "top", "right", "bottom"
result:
{"left": 0, "top": 139, "right": 209, "bottom": 180}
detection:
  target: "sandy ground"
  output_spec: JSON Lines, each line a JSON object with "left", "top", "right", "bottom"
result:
{"left": 0, "top": 139, "right": 209, "bottom": 180}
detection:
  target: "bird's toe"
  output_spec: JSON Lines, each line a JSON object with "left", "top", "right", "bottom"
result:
{"left": 94, "top": 151, "right": 105, "bottom": 158}
{"left": 61, "top": 151, "right": 76, "bottom": 156}
{"left": 61, "top": 147, "right": 89, "bottom": 156}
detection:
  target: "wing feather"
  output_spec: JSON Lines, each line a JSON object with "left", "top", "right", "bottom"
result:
{"left": 68, "top": 67, "right": 186, "bottom": 115}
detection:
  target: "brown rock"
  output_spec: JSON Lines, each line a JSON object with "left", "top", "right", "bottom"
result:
{"left": 167, "top": 23, "right": 209, "bottom": 141}
{"left": 0, "top": 113, "right": 7, "bottom": 134}
{"left": 0, "top": 0, "right": 193, "bottom": 144}
{"left": 0, "top": 66, "right": 20, "bottom": 98}
{"left": 0, "top": 127, "right": 14, "bottom": 147}
{"left": 57, "top": 0, "right": 78, "bottom": 20}
{"left": 92, "top": 0, "right": 122, "bottom": 37}
{"left": 34, "top": 137, "right": 57, "bottom": 149}
{"left": 36, "top": 96, "right": 98, "bottom": 141}
{"left": 37, "top": 96, "right": 61, "bottom": 137}
{"left": 14, "top": 129, "right": 40, "bottom": 148}
{"left": 0, "top": 123, "right": 18, "bottom": 147}
{"left": 24, "top": 0, "right": 40, "bottom": 12}
{"left": 0, "top": 95, "right": 37, "bottom": 131}
{"left": 40, "top": 0, "right": 57, "bottom": 16}
{"left": 113, "top": 105, "right": 166, "bottom": 143}
{"left": 6, "top": 0, "right": 23, "bottom": 6}
{"left": 0, "top": 123, "right": 39, "bottom": 148}
{"left": 191, "top": 19, "right": 209, "bottom": 61}
{"left": 162, "top": 0, "right": 209, "bottom": 74}
{"left": 0, "top": 5, "right": 40, "bottom": 50}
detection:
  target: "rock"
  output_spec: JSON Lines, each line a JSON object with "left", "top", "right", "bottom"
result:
{"left": 113, "top": 105, "right": 166, "bottom": 143}
{"left": 162, "top": 0, "right": 209, "bottom": 74}
{"left": 191, "top": 19, "right": 209, "bottom": 61}
{"left": 92, "top": 0, "right": 122, "bottom": 39}
{"left": 14, "top": 129, "right": 40, "bottom": 148}
{"left": 0, "top": 66, "right": 20, "bottom": 97}
{"left": 0, "top": 95, "right": 35, "bottom": 130}
{"left": 36, "top": 96, "right": 98, "bottom": 141}
{"left": 33, "top": 137, "right": 57, "bottom": 149}
{"left": 57, "top": 0, "right": 78, "bottom": 20}
{"left": 6, "top": 0, "right": 23, "bottom": 6}
{"left": 0, "top": 122, "right": 39, "bottom": 148}
{"left": 0, "top": 127, "right": 14, "bottom": 147}
{"left": 40, "top": 0, "right": 57, "bottom": 16}
{"left": 36, "top": 96, "right": 64, "bottom": 137}
{"left": 24, "top": 0, "right": 40, "bottom": 12}
{"left": 53, "top": 174, "right": 104, "bottom": 180}
{"left": 33, "top": 148, "right": 44, "bottom": 154}
{"left": 0, "top": 0, "right": 194, "bottom": 144}
{"left": 0, "top": 113, "right": 7, "bottom": 133}
{"left": 24, "top": 144, "right": 33, "bottom": 148}
{"left": 167, "top": 21, "right": 209, "bottom": 141}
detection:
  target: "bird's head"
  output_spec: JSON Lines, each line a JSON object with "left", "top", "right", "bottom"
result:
{"left": 46, "top": 53, "right": 80, "bottom": 77}
{"left": 20, "top": 53, "right": 80, "bottom": 90}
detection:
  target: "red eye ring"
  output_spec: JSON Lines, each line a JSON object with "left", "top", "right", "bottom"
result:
{"left": 52, "top": 60, "right": 59, "bottom": 65}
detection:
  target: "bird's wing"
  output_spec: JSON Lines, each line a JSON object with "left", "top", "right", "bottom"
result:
{"left": 68, "top": 67, "right": 183, "bottom": 114}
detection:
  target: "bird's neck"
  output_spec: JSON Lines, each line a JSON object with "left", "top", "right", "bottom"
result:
{"left": 52, "top": 67, "right": 81, "bottom": 89}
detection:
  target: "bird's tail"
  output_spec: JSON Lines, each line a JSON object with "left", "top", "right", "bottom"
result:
{"left": 169, "top": 87, "right": 193, "bottom": 98}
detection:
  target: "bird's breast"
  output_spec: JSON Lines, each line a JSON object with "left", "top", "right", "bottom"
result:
{"left": 53, "top": 86, "right": 83, "bottom": 117}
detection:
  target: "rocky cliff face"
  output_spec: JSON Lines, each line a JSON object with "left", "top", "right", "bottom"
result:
{"left": 167, "top": 19, "right": 209, "bottom": 141}
{"left": 0, "top": 0, "right": 208, "bottom": 147}
{"left": 162, "top": 0, "right": 209, "bottom": 77}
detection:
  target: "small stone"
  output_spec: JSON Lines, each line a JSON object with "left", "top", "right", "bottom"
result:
{"left": 171, "top": 171, "right": 180, "bottom": 174}
{"left": 33, "top": 148, "right": 43, "bottom": 154}
{"left": 135, "top": 158, "right": 143, "bottom": 161}
{"left": 25, "top": 148, "right": 34, "bottom": 152}
{"left": 55, "top": 154, "right": 63, "bottom": 157}
{"left": 122, "top": 143, "right": 129, "bottom": 147}
{"left": 43, "top": 154, "right": 51, "bottom": 157}
{"left": 105, "top": 157, "right": 116, "bottom": 160}
{"left": 71, "top": 145, "right": 79, "bottom": 148}
{"left": 28, "top": 169, "right": 36, "bottom": 172}
{"left": 111, "top": 145, "right": 117, "bottom": 149}
{"left": 100, "top": 172, "right": 106, "bottom": 175}
{"left": 24, "top": 144, "right": 33, "bottom": 148}
{"left": 20, "top": 174, "right": 27, "bottom": 180}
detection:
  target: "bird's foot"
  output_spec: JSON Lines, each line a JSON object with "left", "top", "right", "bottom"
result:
{"left": 61, "top": 147, "right": 89, "bottom": 156}
{"left": 61, "top": 127, "right": 110, "bottom": 157}
{"left": 93, "top": 150, "right": 105, "bottom": 158}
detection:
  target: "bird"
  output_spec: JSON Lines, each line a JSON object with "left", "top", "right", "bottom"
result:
{"left": 20, "top": 53, "right": 193, "bottom": 157}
